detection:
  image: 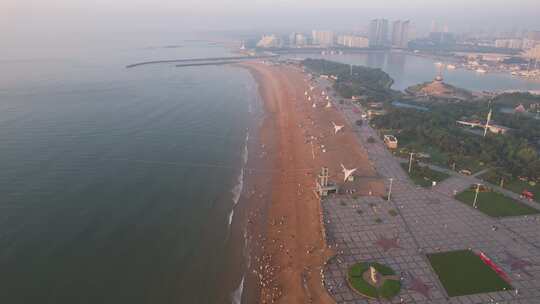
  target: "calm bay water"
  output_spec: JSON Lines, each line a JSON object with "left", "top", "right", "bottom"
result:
{"left": 288, "top": 51, "right": 540, "bottom": 92}
{"left": 0, "top": 38, "right": 257, "bottom": 303}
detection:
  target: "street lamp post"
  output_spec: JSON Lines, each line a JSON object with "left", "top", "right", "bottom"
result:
{"left": 388, "top": 178, "right": 394, "bottom": 202}
{"left": 408, "top": 153, "right": 414, "bottom": 173}
{"left": 473, "top": 184, "right": 482, "bottom": 209}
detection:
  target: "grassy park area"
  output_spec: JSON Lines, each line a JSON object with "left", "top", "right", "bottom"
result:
{"left": 400, "top": 163, "right": 450, "bottom": 188}
{"left": 455, "top": 188, "right": 539, "bottom": 217}
{"left": 427, "top": 250, "right": 512, "bottom": 297}
{"left": 392, "top": 135, "right": 488, "bottom": 174}
{"left": 481, "top": 171, "right": 540, "bottom": 203}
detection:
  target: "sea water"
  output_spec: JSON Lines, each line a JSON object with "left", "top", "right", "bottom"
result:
{"left": 0, "top": 34, "right": 257, "bottom": 303}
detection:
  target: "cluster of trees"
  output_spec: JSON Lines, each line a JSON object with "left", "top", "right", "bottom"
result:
{"left": 302, "top": 59, "right": 397, "bottom": 102}
{"left": 493, "top": 92, "right": 540, "bottom": 109}
{"left": 371, "top": 106, "right": 540, "bottom": 179}
{"left": 303, "top": 59, "right": 540, "bottom": 179}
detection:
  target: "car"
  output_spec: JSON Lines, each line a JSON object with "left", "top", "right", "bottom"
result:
{"left": 459, "top": 169, "right": 472, "bottom": 176}
{"left": 521, "top": 190, "right": 534, "bottom": 201}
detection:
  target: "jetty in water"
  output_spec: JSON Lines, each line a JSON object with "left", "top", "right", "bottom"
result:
{"left": 125, "top": 55, "right": 278, "bottom": 69}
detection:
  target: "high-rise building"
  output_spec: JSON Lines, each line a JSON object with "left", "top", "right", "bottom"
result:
{"left": 369, "top": 19, "right": 389, "bottom": 47}
{"left": 401, "top": 21, "right": 411, "bottom": 47}
{"left": 289, "top": 32, "right": 308, "bottom": 47}
{"left": 528, "top": 31, "right": 540, "bottom": 41}
{"left": 430, "top": 20, "right": 439, "bottom": 33}
{"left": 289, "top": 32, "right": 297, "bottom": 46}
{"left": 392, "top": 21, "right": 401, "bottom": 47}
{"left": 430, "top": 20, "right": 448, "bottom": 34}
{"left": 391, "top": 20, "right": 410, "bottom": 49}
{"left": 525, "top": 44, "right": 540, "bottom": 60}
{"left": 312, "top": 30, "right": 334, "bottom": 46}
{"left": 428, "top": 32, "right": 456, "bottom": 45}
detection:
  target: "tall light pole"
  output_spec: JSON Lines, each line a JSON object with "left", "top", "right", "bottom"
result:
{"left": 408, "top": 152, "right": 414, "bottom": 173}
{"left": 388, "top": 178, "right": 394, "bottom": 202}
{"left": 473, "top": 184, "right": 482, "bottom": 209}
{"left": 484, "top": 100, "right": 493, "bottom": 138}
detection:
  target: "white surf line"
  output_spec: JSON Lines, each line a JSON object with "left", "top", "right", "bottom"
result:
{"left": 226, "top": 132, "right": 249, "bottom": 242}
{"left": 230, "top": 276, "right": 245, "bottom": 304}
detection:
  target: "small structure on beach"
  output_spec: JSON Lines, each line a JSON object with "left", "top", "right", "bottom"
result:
{"left": 332, "top": 122, "right": 344, "bottom": 134}
{"left": 367, "top": 109, "right": 387, "bottom": 119}
{"left": 316, "top": 167, "right": 338, "bottom": 197}
{"left": 383, "top": 135, "right": 398, "bottom": 149}
{"left": 341, "top": 164, "right": 358, "bottom": 182}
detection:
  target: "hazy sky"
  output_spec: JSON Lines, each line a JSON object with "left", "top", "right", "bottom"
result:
{"left": 3, "top": 0, "right": 540, "bottom": 37}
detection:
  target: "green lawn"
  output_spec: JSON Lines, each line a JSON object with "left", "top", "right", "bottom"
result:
{"left": 400, "top": 163, "right": 450, "bottom": 188}
{"left": 427, "top": 250, "right": 512, "bottom": 297}
{"left": 455, "top": 189, "right": 539, "bottom": 217}
{"left": 348, "top": 262, "right": 401, "bottom": 299}
{"left": 348, "top": 263, "right": 378, "bottom": 298}
{"left": 395, "top": 139, "right": 486, "bottom": 174}
{"left": 481, "top": 172, "right": 540, "bottom": 203}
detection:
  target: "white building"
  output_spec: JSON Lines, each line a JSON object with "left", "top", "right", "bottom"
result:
{"left": 312, "top": 30, "right": 334, "bottom": 47}
{"left": 495, "top": 39, "right": 523, "bottom": 50}
{"left": 257, "top": 35, "right": 281, "bottom": 48}
{"left": 337, "top": 35, "right": 369, "bottom": 48}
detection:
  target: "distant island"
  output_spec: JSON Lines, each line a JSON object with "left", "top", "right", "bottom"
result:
{"left": 405, "top": 78, "right": 475, "bottom": 102}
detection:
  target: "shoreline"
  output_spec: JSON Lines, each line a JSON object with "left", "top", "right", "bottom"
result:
{"left": 212, "top": 64, "right": 275, "bottom": 304}
{"left": 238, "top": 61, "right": 384, "bottom": 303}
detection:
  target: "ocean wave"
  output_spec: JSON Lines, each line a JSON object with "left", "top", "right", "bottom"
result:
{"left": 243, "top": 227, "right": 250, "bottom": 268}
{"left": 226, "top": 131, "right": 250, "bottom": 235}
{"left": 226, "top": 132, "right": 249, "bottom": 303}
{"left": 230, "top": 275, "right": 245, "bottom": 304}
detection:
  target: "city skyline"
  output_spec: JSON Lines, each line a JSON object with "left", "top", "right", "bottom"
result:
{"left": 4, "top": 0, "right": 540, "bottom": 36}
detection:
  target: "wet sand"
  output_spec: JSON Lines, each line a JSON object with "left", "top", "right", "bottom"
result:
{"left": 240, "top": 62, "right": 383, "bottom": 304}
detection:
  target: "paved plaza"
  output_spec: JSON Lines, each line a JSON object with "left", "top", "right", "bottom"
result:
{"left": 320, "top": 101, "right": 540, "bottom": 303}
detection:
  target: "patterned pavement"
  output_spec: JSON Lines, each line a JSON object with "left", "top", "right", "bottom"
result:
{"left": 320, "top": 100, "right": 540, "bottom": 303}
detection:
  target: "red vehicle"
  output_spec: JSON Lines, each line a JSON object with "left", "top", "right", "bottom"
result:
{"left": 521, "top": 190, "right": 534, "bottom": 201}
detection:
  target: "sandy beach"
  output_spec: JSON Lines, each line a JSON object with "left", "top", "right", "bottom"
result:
{"left": 240, "top": 62, "right": 383, "bottom": 304}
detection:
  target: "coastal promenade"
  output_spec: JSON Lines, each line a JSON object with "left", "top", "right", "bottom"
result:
{"left": 318, "top": 87, "right": 540, "bottom": 303}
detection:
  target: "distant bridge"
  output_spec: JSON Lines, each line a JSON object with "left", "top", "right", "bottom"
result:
{"left": 125, "top": 55, "right": 279, "bottom": 69}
